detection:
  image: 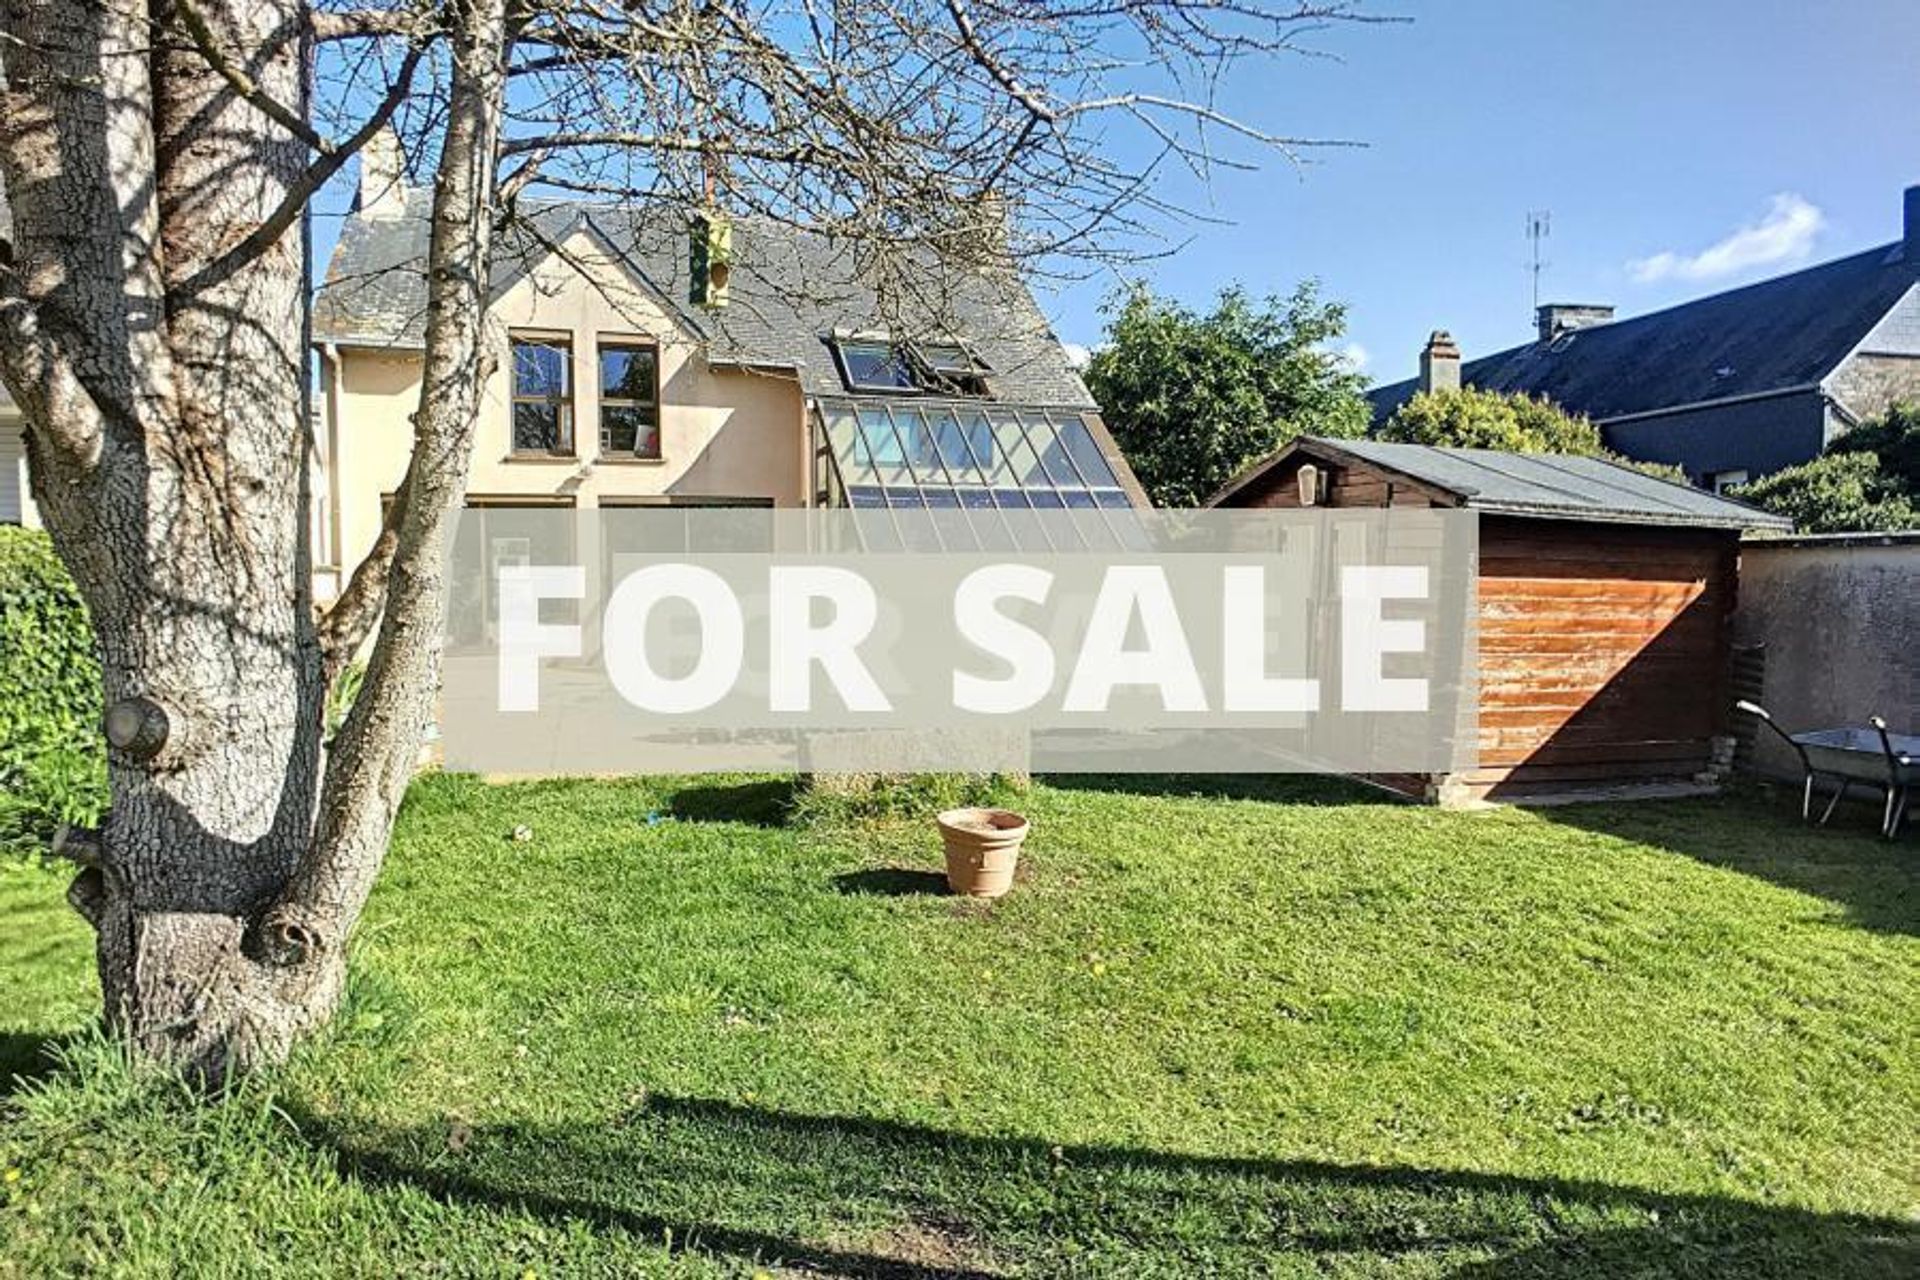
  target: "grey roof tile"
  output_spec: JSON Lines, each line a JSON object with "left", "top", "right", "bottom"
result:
{"left": 1216, "top": 436, "right": 1794, "bottom": 531}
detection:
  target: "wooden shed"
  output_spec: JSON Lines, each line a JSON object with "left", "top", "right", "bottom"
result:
{"left": 1210, "top": 437, "right": 1793, "bottom": 803}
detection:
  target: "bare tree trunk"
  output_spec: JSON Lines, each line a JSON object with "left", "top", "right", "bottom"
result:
{"left": 3, "top": 0, "right": 320, "bottom": 1076}
{"left": 0, "top": 0, "right": 505, "bottom": 1080}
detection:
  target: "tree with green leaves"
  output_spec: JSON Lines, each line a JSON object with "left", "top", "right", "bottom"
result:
{"left": 1085, "top": 283, "right": 1370, "bottom": 507}
{"left": 1733, "top": 405, "right": 1920, "bottom": 533}
{"left": 1380, "top": 386, "right": 1605, "bottom": 454}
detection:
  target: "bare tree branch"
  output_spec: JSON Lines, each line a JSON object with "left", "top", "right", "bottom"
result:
{"left": 943, "top": 0, "right": 1057, "bottom": 123}
{"left": 316, "top": 472, "right": 409, "bottom": 682}
{"left": 311, "top": 6, "right": 433, "bottom": 42}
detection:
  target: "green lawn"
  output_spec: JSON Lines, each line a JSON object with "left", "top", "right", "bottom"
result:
{"left": 2, "top": 774, "right": 1917, "bottom": 1277}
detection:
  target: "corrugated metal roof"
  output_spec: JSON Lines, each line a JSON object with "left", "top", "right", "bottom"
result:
{"left": 1215, "top": 436, "right": 1794, "bottom": 531}
{"left": 314, "top": 191, "right": 1094, "bottom": 407}
{"left": 1368, "top": 241, "right": 1918, "bottom": 425}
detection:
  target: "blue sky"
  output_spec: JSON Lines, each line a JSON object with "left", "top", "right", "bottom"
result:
{"left": 1040, "top": 0, "right": 1920, "bottom": 384}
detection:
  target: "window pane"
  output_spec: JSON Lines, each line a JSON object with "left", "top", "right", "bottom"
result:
{"left": 1057, "top": 417, "right": 1122, "bottom": 488}
{"left": 989, "top": 411, "right": 1050, "bottom": 487}
{"left": 839, "top": 341, "right": 915, "bottom": 391}
{"left": 824, "top": 407, "right": 880, "bottom": 486}
{"left": 1018, "top": 415, "right": 1079, "bottom": 490}
{"left": 601, "top": 405, "right": 658, "bottom": 457}
{"left": 857, "top": 409, "right": 913, "bottom": 482}
{"left": 601, "top": 411, "right": 635, "bottom": 456}
{"left": 928, "top": 408, "right": 992, "bottom": 476}
{"left": 894, "top": 409, "right": 942, "bottom": 473}
{"left": 600, "top": 347, "right": 657, "bottom": 402}
{"left": 513, "top": 402, "right": 569, "bottom": 453}
{"left": 513, "top": 341, "right": 568, "bottom": 397}
{"left": 919, "top": 343, "right": 973, "bottom": 373}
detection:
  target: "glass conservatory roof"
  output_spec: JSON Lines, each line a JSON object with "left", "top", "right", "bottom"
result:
{"left": 816, "top": 398, "right": 1138, "bottom": 512}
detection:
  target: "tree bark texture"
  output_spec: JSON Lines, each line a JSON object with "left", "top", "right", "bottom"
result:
{"left": 0, "top": 0, "right": 506, "bottom": 1080}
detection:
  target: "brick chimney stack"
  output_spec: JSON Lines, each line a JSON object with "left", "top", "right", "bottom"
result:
{"left": 1418, "top": 330, "right": 1461, "bottom": 394}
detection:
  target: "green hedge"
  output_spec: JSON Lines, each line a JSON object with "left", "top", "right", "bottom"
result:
{"left": 0, "top": 526, "right": 106, "bottom": 854}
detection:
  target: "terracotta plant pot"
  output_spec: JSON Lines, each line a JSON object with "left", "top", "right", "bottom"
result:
{"left": 936, "top": 808, "right": 1030, "bottom": 899}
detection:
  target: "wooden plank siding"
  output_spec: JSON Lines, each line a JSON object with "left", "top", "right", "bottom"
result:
{"left": 1223, "top": 452, "right": 1737, "bottom": 802}
{"left": 1464, "top": 517, "right": 1734, "bottom": 799}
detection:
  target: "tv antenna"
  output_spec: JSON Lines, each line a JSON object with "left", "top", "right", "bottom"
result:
{"left": 1525, "top": 210, "right": 1551, "bottom": 315}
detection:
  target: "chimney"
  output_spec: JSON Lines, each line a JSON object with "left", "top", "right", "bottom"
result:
{"left": 1906, "top": 184, "right": 1919, "bottom": 261}
{"left": 357, "top": 128, "right": 407, "bottom": 221}
{"left": 1536, "top": 301, "right": 1612, "bottom": 339}
{"left": 1536, "top": 303, "right": 1614, "bottom": 344}
{"left": 1418, "top": 330, "right": 1461, "bottom": 394}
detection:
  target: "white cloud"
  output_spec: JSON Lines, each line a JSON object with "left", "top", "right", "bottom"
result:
{"left": 1061, "top": 341, "right": 1093, "bottom": 371}
{"left": 1627, "top": 193, "right": 1825, "bottom": 285}
{"left": 1333, "top": 341, "right": 1370, "bottom": 372}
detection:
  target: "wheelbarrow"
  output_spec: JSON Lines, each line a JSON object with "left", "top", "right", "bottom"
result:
{"left": 1735, "top": 701, "right": 1915, "bottom": 840}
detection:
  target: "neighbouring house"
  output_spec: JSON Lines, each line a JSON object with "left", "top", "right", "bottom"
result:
{"left": 1209, "top": 436, "right": 1793, "bottom": 803}
{"left": 309, "top": 140, "right": 1144, "bottom": 598}
{"left": 0, "top": 386, "right": 30, "bottom": 530}
{"left": 1368, "top": 185, "right": 1920, "bottom": 491}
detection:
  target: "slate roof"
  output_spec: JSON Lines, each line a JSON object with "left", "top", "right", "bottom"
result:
{"left": 1368, "top": 241, "right": 1920, "bottom": 424}
{"left": 1211, "top": 436, "right": 1794, "bottom": 531}
{"left": 315, "top": 189, "right": 1094, "bottom": 407}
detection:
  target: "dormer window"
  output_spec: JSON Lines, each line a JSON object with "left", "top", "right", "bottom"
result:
{"left": 916, "top": 343, "right": 991, "bottom": 397}
{"left": 830, "top": 335, "right": 991, "bottom": 397}
{"left": 834, "top": 339, "right": 917, "bottom": 392}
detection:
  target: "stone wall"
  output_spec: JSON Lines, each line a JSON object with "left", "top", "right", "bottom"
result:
{"left": 1828, "top": 352, "right": 1920, "bottom": 422}
{"left": 1731, "top": 533, "right": 1919, "bottom": 779}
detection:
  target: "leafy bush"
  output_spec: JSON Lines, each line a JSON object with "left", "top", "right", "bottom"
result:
{"left": 1732, "top": 404, "right": 1920, "bottom": 534}
{"left": 1380, "top": 387, "right": 1699, "bottom": 486}
{"left": 326, "top": 660, "right": 367, "bottom": 741}
{"left": 0, "top": 527, "right": 106, "bottom": 854}
{"left": 1733, "top": 452, "right": 1917, "bottom": 533}
{"left": 1380, "top": 386, "right": 1606, "bottom": 455}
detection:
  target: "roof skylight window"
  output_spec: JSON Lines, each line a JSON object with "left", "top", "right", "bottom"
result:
{"left": 830, "top": 336, "right": 991, "bottom": 397}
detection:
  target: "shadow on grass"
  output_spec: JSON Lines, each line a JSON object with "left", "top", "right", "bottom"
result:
{"left": 1043, "top": 772, "right": 1395, "bottom": 806}
{"left": 833, "top": 868, "right": 950, "bottom": 897}
{"left": 666, "top": 779, "right": 802, "bottom": 828}
{"left": 307, "top": 1093, "right": 1918, "bottom": 1279}
{"left": 0, "top": 1029, "right": 78, "bottom": 1097}
{"left": 1538, "top": 784, "right": 1918, "bottom": 937}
